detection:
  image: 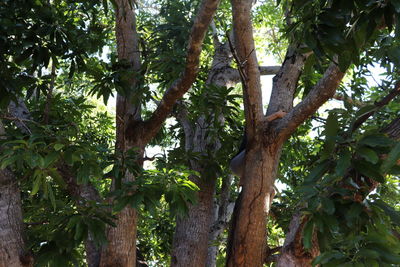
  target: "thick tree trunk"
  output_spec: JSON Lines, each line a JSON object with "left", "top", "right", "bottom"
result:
{"left": 0, "top": 122, "right": 33, "bottom": 267}
{"left": 226, "top": 146, "right": 280, "bottom": 267}
{"left": 0, "top": 169, "right": 33, "bottom": 267}
{"left": 171, "top": 38, "right": 237, "bottom": 267}
{"left": 101, "top": 0, "right": 219, "bottom": 265}
{"left": 226, "top": 0, "right": 275, "bottom": 265}
{"left": 171, "top": 176, "right": 216, "bottom": 267}
{"left": 99, "top": 0, "right": 141, "bottom": 266}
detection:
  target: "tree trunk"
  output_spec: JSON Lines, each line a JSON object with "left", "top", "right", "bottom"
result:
{"left": 276, "top": 213, "right": 319, "bottom": 267}
{"left": 226, "top": 146, "right": 280, "bottom": 267}
{"left": 206, "top": 175, "right": 234, "bottom": 267}
{"left": 171, "top": 176, "right": 216, "bottom": 267}
{"left": 0, "top": 122, "right": 33, "bottom": 267}
{"left": 171, "top": 38, "right": 237, "bottom": 266}
{"left": 99, "top": 0, "right": 141, "bottom": 266}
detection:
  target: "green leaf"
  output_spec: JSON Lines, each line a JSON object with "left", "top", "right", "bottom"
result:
{"left": 47, "top": 183, "right": 56, "bottom": 211}
{"left": 43, "top": 152, "right": 59, "bottom": 168}
{"left": 381, "top": 142, "right": 400, "bottom": 173}
{"left": 320, "top": 214, "right": 339, "bottom": 232}
{"left": 354, "top": 104, "right": 376, "bottom": 119}
{"left": 47, "top": 168, "right": 66, "bottom": 188}
{"left": 31, "top": 170, "right": 43, "bottom": 195}
{"left": 74, "top": 221, "right": 85, "bottom": 241}
{"left": 303, "top": 220, "right": 314, "bottom": 249}
{"left": 356, "top": 248, "right": 381, "bottom": 259}
{"left": 67, "top": 216, "right": 81, "bottom": 229}
{"left": 335, "top": 149, "right": 351, "bottom": 176}
{"left": 53, "top": 143, "right": 64, "bottom": 151}
{"left": 373, "top": 247, "right": 400, "bottom": 263}
{"left": 321, "top": 197, "right": 335, "bottom": 215}
{"left": 313, "top": 251, "right": 345, "bottom": 266}
{"left": 304, "top": 160, "right": 331, "bottom": 184}
{"left": 359, "top": 134, "right": 393, "bottom": 147}
{"left": 321, "top": 112, "right": 339, "bottom": 158}
{"left": 0, "top": 156, "right": 17, "bottom": 169}
{"left": 388, "top": 46, "right": 400, "bottom": 66}
{"left": 372, "top": 200, "right": 400, "bottom": 226}
{"left": 353, "top": 160, "right": 385, "bottom": 183}
{"left": 357, "top": 146, "right": 379, "bottom": 164}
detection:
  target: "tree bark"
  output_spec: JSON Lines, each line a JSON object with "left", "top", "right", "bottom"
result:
{"left": 0, "top": 121, "right": 33, "bottom": 267}
{"left": 171, "top": 38, "right": 237, "bottom": 267}
{"left": 171, "top": 175, "right": 216, "bottom": 267}
{"left": 226, "top": 0, "right": 275, "bottom": 265}
{"left": 206, "top": 175, "right": 234, "bottom": 267}
{"left": 226, "top": 145, "right": 281, "bottom": 267}
{"left": 101, "top": 0, "right": 220, "bottom": 266}
{"left": 276, "top": 213, "right": 319, "bottom": 267}
{"left": 226, "top": 0, "right": 346, "bottom": 264}
{"left": 99, "top": 1, "right": 141, "bottom": 266}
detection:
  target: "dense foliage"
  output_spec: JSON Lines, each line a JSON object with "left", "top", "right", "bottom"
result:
{"left": 0, "top": 0, "right": 399, "bottom": 266}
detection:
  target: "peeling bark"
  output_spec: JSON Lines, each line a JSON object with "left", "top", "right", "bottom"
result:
{"left": 206, "top": 175, "right": 235, "bottom": 267}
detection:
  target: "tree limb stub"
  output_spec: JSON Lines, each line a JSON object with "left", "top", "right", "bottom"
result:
{"left": 259, "top": 66, "right": 280, "bottom": 76}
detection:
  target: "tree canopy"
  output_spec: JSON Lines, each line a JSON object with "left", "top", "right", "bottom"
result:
{"left": 0, "top": 0, "right": 399, "bottom": 266}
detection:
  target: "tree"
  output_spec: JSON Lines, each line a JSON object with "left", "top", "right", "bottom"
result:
{"left": 226, "top": 0, "right": 400, "bottom": 266}
{"left": 1, "top": 0, "right": 400, "bottom": 266}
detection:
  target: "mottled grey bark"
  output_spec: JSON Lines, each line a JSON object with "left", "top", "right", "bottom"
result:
{"left": 0, "top": 121, "right": 33, "bottom": 267}
{"left": 171, "top": 38, "right": 236, "bottom": 267}
{"left": 206, "top": 175, "right": 235, "bottom": 267}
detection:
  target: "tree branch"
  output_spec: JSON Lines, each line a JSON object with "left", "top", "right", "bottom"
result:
{"left": 276, "top": 62, "right": 345, "bottom": 141}
{"left": 265, "top": 46, "right": 308, "bottom": 119}
{"left": 139, "top": 0, "right": 221, "bottom": 144}
{"left": 351, "top": 81, "right": 400, "bottom": 133}
{"left": 259, "top": 66, "right": 280, "bottom": 75}
{"left": 333, "top": 93, "right": 364, "bottom": 107}
{"left": 175, "top": 102, "right": 194, "bottom": 152}
{"left": 231, "top": 0, "right": 263, "bottom": 140}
